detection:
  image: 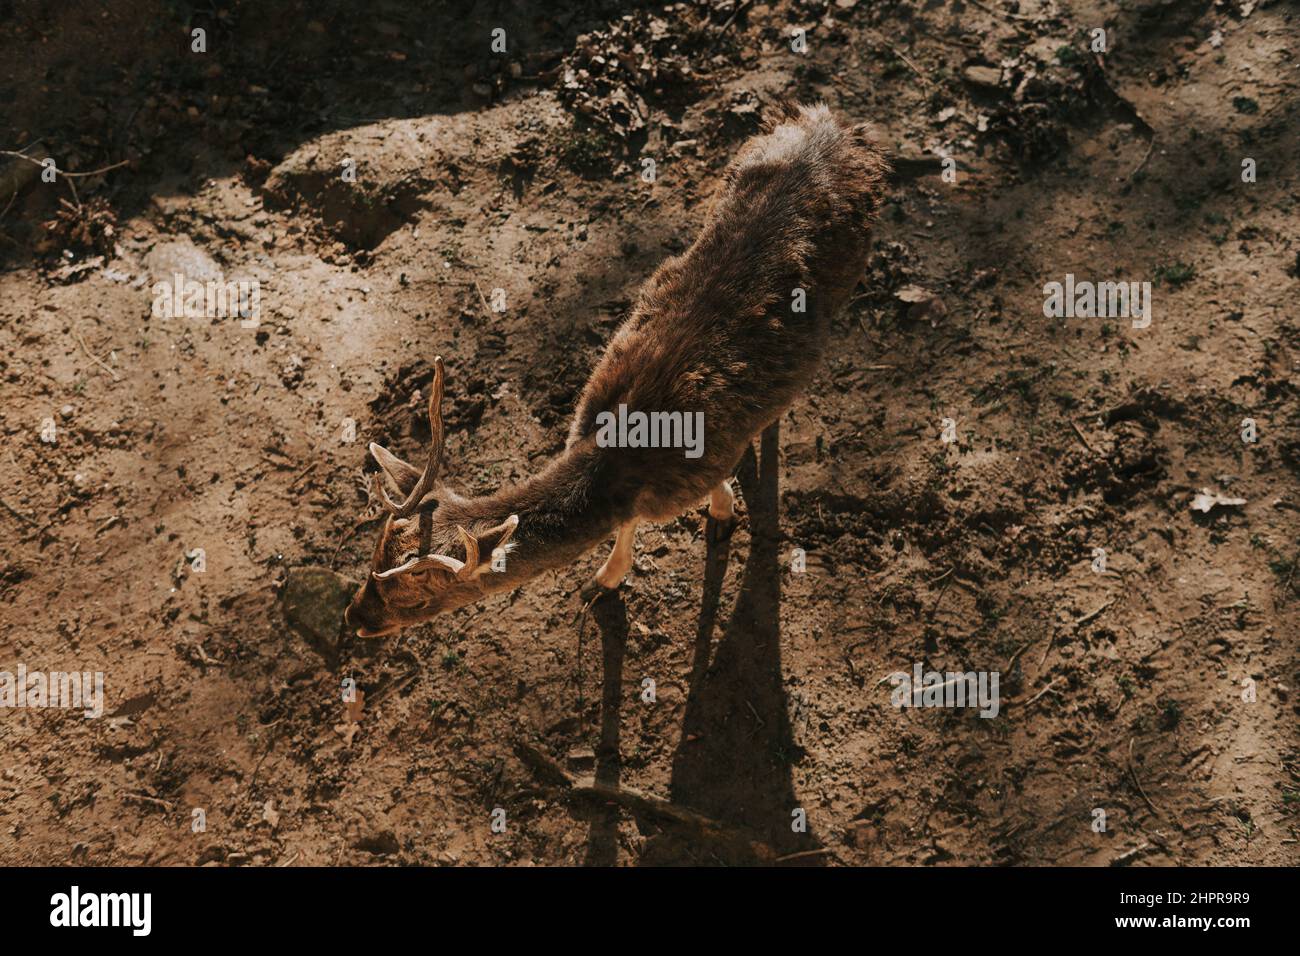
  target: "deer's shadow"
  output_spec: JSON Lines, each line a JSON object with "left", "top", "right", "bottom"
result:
{"left": 654, "top": 422, "right": 815, "bottom": 864}
{"left": 579, "top": 421, "right": 813, "bottom": 865}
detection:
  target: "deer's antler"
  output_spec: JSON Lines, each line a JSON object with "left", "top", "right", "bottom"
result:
{"left": 380, "top": 355, "right": 446, "bottom": 517}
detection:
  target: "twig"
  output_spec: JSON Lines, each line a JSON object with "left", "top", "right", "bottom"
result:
{"left": 714, "top": 0, "right": 754, "bottom": 41}
{"left": 1024, "top": 675, "right": 1064, "bottom": 706}
{"left": 774, "top": 847, "right": 836, "bottom": 865}
{"left": 925, "top": 567, "right": 954, "bottom": 620}
{"left": 1087, "top": 53, "right": 1157, "bottom": 182}
{"left": 0, "top": 496, "right": 36, "bottom": 526}
{"left": 1073, "top": 599, "right": 1114, "bottom": 629}
{"left": 471, "top": 279, "right": 494, "bottom": 320}
{"left": 967, "top": 0, "right": 1041, "bottom": 22}
{"left": 1127, "top": 737, "right": 1165, "bottom": 821}
{"left": 1069, "top": 419, "right": 1095, "bottom": 455}
{"left": 288, "top": 461, "right": 317, "bottom": 490}
{"left": 1278, "top": 547, "right": 1298, "bottom": 606}
{"left": 367, "top": 668, "right": 418, "bottom": 707}
{"left": 0, "top": 150, "right": 131, "bottom": 179}
{"left": 926, "top": 566, "right": 954, "bottom": 587}
{"left": 1004, "top": 638, "right": 1036, "bottom": 673}
{"left": 1127, "top": 136, "right": 1156, "bottom": 180}
{"left": 1110, "top": 842, "right": 1152, "bottom": 867}
{"left": 514, "top": 741, "right": 778, "bottom": 861}
{"left": 863, "top": 31, "right": 932, "bottom": 88}
{"left": 74, "top": 330, "right": 119, "bottom": 381}
{"left": 329, "top": 510, "right": 386, "bottom": 568}
{"left": 1037, "top": 630, "right": 1056, "bottom": 670}
{"left": 0, "top": 186, "right": 17, "bottom": 224}
{"left": 122, "top": 791, "right": 174, "bottom": 811}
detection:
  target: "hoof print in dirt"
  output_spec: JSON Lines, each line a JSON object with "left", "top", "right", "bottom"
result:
{"left": 282, "top": 566, "right": 355, "bottom": 662}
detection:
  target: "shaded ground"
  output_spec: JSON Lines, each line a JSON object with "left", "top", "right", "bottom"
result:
{"left": 0, "top": 0, "right": 1297, "bottom": 866}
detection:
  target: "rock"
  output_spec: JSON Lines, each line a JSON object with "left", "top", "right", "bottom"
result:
{"left": 895, "top": 285, "right": 947, "bottom": 325}
{"left": 566, "top": 746, "right": 596, "bottom": 772}
{"left": 895, "top": 284, "right": 932, "bottom": 305}
{"left": 963, "top": 65, "right": 1003, "bottom": 89}
{"left": 1189, "top": 489, "right": 1246, "bottom": 514}
{"left": 849, "top": 820, "right": 879, "bottom": 848}
{"left": 143, "top": 235, "right": 223, "bottom": 285}
{"left": 282, "top": 566, "right": 354, "bottom": 659}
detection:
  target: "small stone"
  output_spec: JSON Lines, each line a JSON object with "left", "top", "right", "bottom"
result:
{"left": 566, "top": 746, "right": 596, "bottom": 772}
{"left": 963, "top": 65, "right": 1003, "bottom": 89}
{"left": 282, "top": 566, "right": 354, "bottom": 659}
{"left": 895, "top": 285, "right": 947, "bottom": 325}
{"left": 849, "top": 820, "right": 879, "bottom": 848}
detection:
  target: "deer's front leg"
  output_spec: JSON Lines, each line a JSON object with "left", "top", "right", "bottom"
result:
{"left": 709, "top": 479, "right": 735, "bottom": 520}
{"left": 706, "top": 479, "right": 738, "bottom": 545}
{"left": 581, "top": 521, "right": 638, "bottom": 602}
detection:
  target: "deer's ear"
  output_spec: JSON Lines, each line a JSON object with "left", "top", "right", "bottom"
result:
{"left": 369, "top": 442, "right": 423, "bottom": 497}
{"left": 458, "top": 514, "right": 519, "bottom": 577}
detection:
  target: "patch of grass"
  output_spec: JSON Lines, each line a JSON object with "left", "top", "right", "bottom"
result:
{"left": 1055, "top": 44, "right": 1082, "bottom": 65}
{"left": 882, "top": 53, "right": 911, "bottom": 79}
{"left": 1155, "top": 261, "right": 1197, "bottom": 288}
{"left": 550, "top": 123, "right": 615, "bottom": 174}
{"left": 1157, "top": 696, "right": 1182, "bottom": 730}
{"left": 1268, "top": 552, "right": 1298, "bottom": 597}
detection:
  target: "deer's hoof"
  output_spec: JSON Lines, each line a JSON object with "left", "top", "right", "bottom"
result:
{"left": 705, "top": 513, "right": 738, "bottom": 547}
{"left": 579, "top": 579, "right": 618, "bottom": 606}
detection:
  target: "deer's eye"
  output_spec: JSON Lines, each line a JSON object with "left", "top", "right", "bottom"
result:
{"left": 387, "top": 586, "right": 427, "bottom": 609}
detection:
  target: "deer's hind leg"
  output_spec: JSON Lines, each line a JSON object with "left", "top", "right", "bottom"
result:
{"left": 581, "top": 520, "right": 638, "bottom": 602}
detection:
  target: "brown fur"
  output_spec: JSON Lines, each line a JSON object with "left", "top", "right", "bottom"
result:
{"left": 345, "top": 103, "right": 888, "bottom": 637}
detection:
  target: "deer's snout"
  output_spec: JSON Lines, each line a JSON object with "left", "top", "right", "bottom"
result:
{"left": 345, "top": 585, "right": 397, "bottom": 638}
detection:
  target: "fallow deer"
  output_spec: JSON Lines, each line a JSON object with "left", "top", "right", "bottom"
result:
{"left": 344, "top": 103, "right": 888, "bottom": 638}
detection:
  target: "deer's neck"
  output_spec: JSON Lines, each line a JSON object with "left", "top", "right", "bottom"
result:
{"left": 450, "top": 440, "right": 619, "bottom": 581}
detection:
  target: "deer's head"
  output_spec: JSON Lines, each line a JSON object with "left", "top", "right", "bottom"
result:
{"left": 345, "top": 357, "right": 519, "bottom": 637}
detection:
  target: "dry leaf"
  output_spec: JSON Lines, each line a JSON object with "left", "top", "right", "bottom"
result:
{"left": 345, "top": 688, "right": 365, "bottom": 724}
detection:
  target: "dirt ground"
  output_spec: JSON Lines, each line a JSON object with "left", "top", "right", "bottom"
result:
{"left": 1, "top": 0, "right": 1296, "bottom": 867}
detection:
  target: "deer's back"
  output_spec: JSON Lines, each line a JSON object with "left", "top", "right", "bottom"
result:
{"left": 569, "top": 104, "right": 888, "bottom": 521}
